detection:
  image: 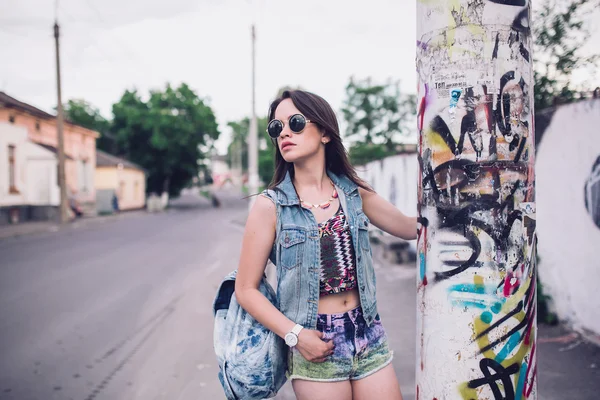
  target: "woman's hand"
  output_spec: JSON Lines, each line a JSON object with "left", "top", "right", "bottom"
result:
{"left": 295, "top": 329, "right": 335, "bottom": 363}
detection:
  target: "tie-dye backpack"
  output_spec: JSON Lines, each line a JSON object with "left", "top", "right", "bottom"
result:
{"left": 213, "top": 270, "right": 287, "bottom": 399}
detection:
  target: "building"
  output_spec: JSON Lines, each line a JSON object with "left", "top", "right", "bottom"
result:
{"left": 210, "top": 154, "right": 235, "bottom": 187}
{"left": 0, "top": 123, "right": 62, "bottom": 224}
{"left": 0, "top": 92, "right": 99, "bottom": 216}
{"left": 95, "top": 150, "right": 146, "bottom": 213}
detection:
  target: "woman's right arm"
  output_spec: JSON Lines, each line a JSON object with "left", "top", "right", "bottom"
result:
{"left": 235, "top": 195, "right": 334, "bottom": 362}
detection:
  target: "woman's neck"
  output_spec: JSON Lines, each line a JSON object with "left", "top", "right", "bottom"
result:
{"left": 292, "top": 157, "right": 329, "bottom": 192}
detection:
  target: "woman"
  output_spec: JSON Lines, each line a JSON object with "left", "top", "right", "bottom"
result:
{"left": 235, "top": 90, "right": 417, "bottom": 400}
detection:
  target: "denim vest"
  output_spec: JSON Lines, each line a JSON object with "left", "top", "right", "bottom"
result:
{"left": 262, "top": 170, "right": 378, "bottom": 329}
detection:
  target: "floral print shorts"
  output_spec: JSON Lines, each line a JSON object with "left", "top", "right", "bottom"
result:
{"left": 287, "top": 306, "right": 393, "bottom": 382}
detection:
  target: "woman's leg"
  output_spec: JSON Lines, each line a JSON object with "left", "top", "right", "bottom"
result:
{"left": 292, "top": 379, "right": 353, "bottom": 400}
{"left": 351, "top": 364, "right": 403, "bottom": 400}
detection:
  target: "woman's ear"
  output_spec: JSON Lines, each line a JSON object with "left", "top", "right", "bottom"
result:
{"left": 321, "top": 131, "right": 331, "bottom": 144}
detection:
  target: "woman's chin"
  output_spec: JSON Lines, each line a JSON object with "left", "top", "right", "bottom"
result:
{"left": 281, "top": 151, "right": 300, "bottom": 163}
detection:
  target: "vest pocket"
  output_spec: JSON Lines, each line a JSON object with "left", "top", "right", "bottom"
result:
{"left": 356, "top": 212, "right": 371, "bottom": 251}
{"left": 279, "top": 229, "right": 306, "bottom": 270}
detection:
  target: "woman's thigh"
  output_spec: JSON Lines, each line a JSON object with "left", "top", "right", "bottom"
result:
{"left": 292, "top": 379, "right": 353, "bottom": 400}
{"left": 351, "top": 364, "right": 403, "bottom": 400}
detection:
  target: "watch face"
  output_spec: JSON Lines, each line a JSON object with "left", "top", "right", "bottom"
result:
{"left": 285, "top": 333, "right": 298, "bottom": 347}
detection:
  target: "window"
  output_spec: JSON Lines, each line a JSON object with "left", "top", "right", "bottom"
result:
{"left": 79, "top": 159, "right": 89, "bottom": 192}
{"left": 8, "top": 145, "right": 17, "bottom": 193}
{"left": 9, "top": 115, "right": 15, "bottom": 124}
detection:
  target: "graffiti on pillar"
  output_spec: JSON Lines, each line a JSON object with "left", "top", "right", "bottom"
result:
{"left": 584, "top": 155, "right": 600, "bottom": 229}
{"left": 416, "top": 0, "right": 537, "bottom": 398}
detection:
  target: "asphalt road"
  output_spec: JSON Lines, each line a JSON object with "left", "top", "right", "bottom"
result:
{"left": 0, "top": 189, "right": 249, "bottom": 400}
{"left": 0, "top": 187, "right": 598, "bottom": 400}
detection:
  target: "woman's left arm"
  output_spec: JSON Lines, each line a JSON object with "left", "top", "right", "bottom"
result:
{"left": 359, "top": 187, "right": 418, "bottom": 241}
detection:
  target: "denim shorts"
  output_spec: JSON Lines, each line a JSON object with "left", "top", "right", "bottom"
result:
{"left": 287, "top": 306, "right": 393, "bottom": 382}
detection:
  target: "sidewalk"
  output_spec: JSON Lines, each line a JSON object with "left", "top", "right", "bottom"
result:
{"left": 0, "top": 209, "right": 149, "bottom": 241}
{"left": 269, "top": 241, "right": 600, "bottom": 399}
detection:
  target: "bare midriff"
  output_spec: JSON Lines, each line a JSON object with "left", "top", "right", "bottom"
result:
{"left": 317, "top": 287, "right": 361, "bottom": 314}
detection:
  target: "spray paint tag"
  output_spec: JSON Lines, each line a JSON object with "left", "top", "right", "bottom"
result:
{"left": 449, "top": 89, "right": 462, "bottom": 109}
{"left": 448, "top": 88, "right": 462, "bottom": 121}
{"left": 520, "top": 202, "right": 536, "bottom": 215}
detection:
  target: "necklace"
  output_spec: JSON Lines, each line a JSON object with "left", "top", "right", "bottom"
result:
{"left": 299, "top": 182, "right": 338, "bottom": 209}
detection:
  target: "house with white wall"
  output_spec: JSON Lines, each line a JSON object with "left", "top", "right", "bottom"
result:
{"left": 0, "top": 123, "right": 61, "bottom": 224}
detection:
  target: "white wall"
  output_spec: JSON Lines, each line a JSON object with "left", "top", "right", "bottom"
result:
{"left": 26, "top": 145, "right": 59, "bottom": 206}
{"left": 537, "top": 99, "right": 600, "bottom": 337}
{"left": 357, "top": 153, "right": 419, "bottom": 249}
{"left": 0, "top": 123, "right": 28, "bottom": 206}
{"left": 357, "top": 153, "right": 419, "bottom": 216}
{"left": 0, "top": 123, "right": 59, "bottom": 207}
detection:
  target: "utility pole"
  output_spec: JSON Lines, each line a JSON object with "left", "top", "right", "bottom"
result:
{"left": 247, "top": 24, "right": 258, "bottom": 209}
{"left": 54, "top": 21, "right": 69, "bottom": 224}
{"left": 416, "top": 1, "right": 537, "bottom": 399}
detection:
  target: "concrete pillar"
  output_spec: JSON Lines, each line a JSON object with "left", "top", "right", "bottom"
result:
{"left": 416, "top": 1, "right": 537, "bottom": 399}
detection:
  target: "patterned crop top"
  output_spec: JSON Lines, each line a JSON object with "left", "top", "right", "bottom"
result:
{"left": 318, "top": 205, "right": 358, "bottom": 296}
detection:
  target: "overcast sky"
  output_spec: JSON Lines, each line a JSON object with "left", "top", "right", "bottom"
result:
{"left": 1, "top": 0, "right": 598, "bottom": 154}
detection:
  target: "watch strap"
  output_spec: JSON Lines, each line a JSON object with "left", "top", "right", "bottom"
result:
{"left": 291, "top": 324, "right": 303, "bottom": 336}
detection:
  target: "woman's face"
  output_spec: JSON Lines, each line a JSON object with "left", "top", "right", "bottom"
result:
{"left": 273, "top": 99, "right": 326, "bottom": 163}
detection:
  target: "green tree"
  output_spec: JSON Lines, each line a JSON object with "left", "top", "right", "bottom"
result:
{"left": 533, "top": 0, "right": 600, "bottom": 110}
{"left": 112, "top": 83, "right": 220, "bottom": 197}
{"left": 63, "top": 99, "right": 115, "bottom": 153}
{"left": 341, "top": 77, "right": 416, "bottom": 165}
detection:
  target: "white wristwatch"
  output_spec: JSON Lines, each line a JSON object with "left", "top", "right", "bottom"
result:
{"left": 284, "top": 324, "right": 304, "bottom": 347}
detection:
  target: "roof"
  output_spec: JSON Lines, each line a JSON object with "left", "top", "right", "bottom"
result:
{"left": 0, "top": 91, "right": 98, "bottom": 136}
{"left": 96, "top": 150, "right": 145, "bottom": 172}
{"left": 36, "top": 143, "right": 74, "bottom": 160}
{"left": 0, "top": 91, "right": 55, "bottom": 120}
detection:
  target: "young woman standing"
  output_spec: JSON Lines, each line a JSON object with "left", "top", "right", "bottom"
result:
{"left": 235, "top": 90, "right": 417, "bottom": 400}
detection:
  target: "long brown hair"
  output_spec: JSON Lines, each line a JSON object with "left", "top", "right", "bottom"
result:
{"left": 266, "top": 89, "right": 372, "bottom": 192}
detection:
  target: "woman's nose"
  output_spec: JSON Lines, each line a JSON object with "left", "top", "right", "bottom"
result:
{"left": 279, "top": 126, "right": 293, "bottom": 139}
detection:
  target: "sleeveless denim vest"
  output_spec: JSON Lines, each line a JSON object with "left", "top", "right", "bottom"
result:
{"left": 262, "top": 170, "right": 379, "bottom": 329}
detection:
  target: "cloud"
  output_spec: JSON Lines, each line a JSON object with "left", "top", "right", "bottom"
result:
{"left": 1, "top": 0, "right": 419, "bottom": 153}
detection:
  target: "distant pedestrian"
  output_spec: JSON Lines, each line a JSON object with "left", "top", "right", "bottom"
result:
{"left": 211, "top": 193, "right": 221, "bottom": 208}
{"left": 234, "top": 90, "right": 417, "bottom": 400}
{"left": 111, "top": 192, "right": 119, "bottom": 213}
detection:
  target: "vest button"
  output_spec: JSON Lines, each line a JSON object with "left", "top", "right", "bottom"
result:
{"left": 364, "top": 220, "right": 368, "bottom": 227}
{"left": 358, "top": 256, "right": 362, "bottom": 262}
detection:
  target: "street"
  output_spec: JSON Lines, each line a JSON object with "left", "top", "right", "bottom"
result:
{"left": 1, "top": 189, "right": 598, "bottom": 400}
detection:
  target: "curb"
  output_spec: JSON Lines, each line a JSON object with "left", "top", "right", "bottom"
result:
{"left": 0, "top": 209, "right": 150, "bottom": 241}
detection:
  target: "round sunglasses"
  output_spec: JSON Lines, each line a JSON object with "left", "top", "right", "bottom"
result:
{"left": 266, "top": 114, "right": 313, "bottom": 138}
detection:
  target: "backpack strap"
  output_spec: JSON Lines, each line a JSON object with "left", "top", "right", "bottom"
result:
{"left": 261, "top": 189, "right": 281, "bottom": 265}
